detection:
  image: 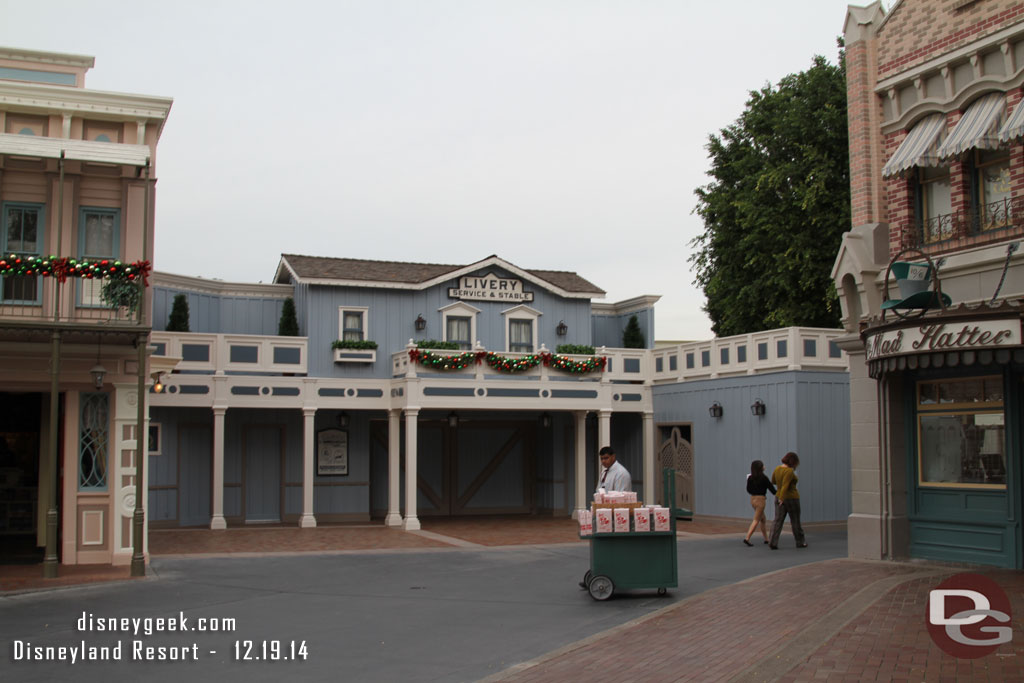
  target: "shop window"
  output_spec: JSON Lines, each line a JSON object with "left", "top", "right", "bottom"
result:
{"left": 2, "top": 202, "right": 44, "bottom": 303}
{"left": 917, "top": 377, "right": 1005, "bottom": 488}
{"left": 972, "top": 149, "right": 1012, "bottom": 231}
{"left": 79, "top": 392, "right": 110, "bottom": 490}
{"left": 78, "top": 208, "right": 120, "bottom": 307}
{"left": 916, "top": 166, "right": 952, "bottom": 243}
{"left": 339, "top": 308, "right": 367, "bottom": 341}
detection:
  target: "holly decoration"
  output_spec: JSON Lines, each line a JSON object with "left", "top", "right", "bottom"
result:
{"left": 409, "top": 349, "right": 606, "bottom": 375}
{"left": 408, "top": 349, "right": 477, "bottom": 370}
{"left": 0, "top": 255, "right": 152, "bottom": 286}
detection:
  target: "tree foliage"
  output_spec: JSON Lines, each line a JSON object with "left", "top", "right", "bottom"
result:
{"left": 691, "top": 52, "right": 850, "bottom": 336}
{"left": 622, "top": 315, "right": 646, "bottom": 348}
{"left": 166, "top": 293, "right": 190, "bottom": 332}
{"left": 278, "top": 297, "right": 299, "bottom": 336}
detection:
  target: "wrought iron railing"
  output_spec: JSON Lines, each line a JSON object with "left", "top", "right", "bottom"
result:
{"left": 916, "top": 196, "right": 1023, "bottom": 247}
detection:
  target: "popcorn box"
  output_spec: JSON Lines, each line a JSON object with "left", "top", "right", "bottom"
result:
{"left": 577, "top": 509, "right": 592, "bottom": 536}
{"left": 653, "top": 507, "right": 671, "bottom": 532}
{"left": 595, "top": 508, "right": 614, "bottom": 534}
{"left": 613, "top": 508, "right": 631, "bottom": 533}
{"left": 633, "top": 507, "right": 650, "bottom": 532}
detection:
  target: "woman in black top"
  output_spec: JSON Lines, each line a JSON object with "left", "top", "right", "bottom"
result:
{"left": 743, "top": 460, "right": 777, "bottom": 546}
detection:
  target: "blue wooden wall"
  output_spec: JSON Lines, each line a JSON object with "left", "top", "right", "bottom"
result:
{"left": 652, "top": 370, "right": 851, "bottom": 522}
{"left": 152, "top": 285, "right": 286, "bottom": 335}
{"left": 591, "top": 307, "right": 655, "bottom": 349}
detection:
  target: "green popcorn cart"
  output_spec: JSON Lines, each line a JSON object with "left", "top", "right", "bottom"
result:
{"left": 579, "top": 504, "right": 678, "bottom": 601}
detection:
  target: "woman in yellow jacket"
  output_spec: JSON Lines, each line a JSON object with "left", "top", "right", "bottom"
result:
{"left": 768, "top": 452, "right": 807, "bottom": 549}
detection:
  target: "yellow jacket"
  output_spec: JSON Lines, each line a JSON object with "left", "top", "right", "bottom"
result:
{"left": 772, "top": 465, "right": 799, "bottom": 500}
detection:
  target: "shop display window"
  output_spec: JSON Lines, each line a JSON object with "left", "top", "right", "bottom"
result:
{"left": 916, "top": 377, "right": 1005, "bottom": 488}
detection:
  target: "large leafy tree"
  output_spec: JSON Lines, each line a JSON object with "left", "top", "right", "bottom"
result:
{"left": 691, "top": 52, "right": 849, "bottom": 336}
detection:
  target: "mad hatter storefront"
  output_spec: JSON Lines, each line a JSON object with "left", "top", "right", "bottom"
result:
{"left": 864, "top": 309, "right": 1024, "bottom": 568}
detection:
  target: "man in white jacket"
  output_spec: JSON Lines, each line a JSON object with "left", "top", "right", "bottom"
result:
{"left": 597, "top": 446, "right": 632, "bottom": 492}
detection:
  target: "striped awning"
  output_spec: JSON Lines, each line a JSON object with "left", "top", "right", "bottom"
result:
{"left": 937, "top": 92, "right": 1005, "bottom": 159}
{"left": 881, "top": 114, "right": 946, "bottom": 178}
{"left": 998, "top": 98, "right": 1024, "bottom": 143}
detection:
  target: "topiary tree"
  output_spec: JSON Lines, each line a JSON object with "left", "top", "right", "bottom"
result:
{"left": 278, "top": 297, "right": 299, "bottom": 336}
{"left": 622, "top": 314, "right": 646, "bottom": 348}
{"left": 166, "top": 293, "right": 190, "bottom": 332}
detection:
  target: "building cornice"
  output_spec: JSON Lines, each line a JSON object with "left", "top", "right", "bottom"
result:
{"left": 591, "top": 295, "right": 662, "bottom": 316}
{"left": 0, "top": 80, "right": 173, "bottom": 137}
{"left": 151, "top": 271, "right": 294, "bottom": 299}
{"left": 0, "top": 47, "right": 95, "bottom": 70}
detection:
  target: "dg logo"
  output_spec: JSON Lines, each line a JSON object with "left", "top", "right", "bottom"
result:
{"left": 926, "top": 573, "right": 1013, "bottom": 659}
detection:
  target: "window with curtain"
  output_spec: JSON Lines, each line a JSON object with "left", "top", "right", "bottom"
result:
{"left": 973, "top": 149, "right": 1012, "bottom": 231}
{"left": 78, "top": 208, "right": 119, "bottom": 306}
{"left": 509, "top": 319, "right": 532, "bottom": 353}
{"left": 342, "top": 311, "right": 365, "bottom": 341}
{"left": 446, "top": 316, "right": 471, "bottom": 350}
{"left": 916, "top": 166, "right": 952, "bottom": 243}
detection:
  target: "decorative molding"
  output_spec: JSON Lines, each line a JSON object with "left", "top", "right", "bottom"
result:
{"left": 151, "top": 271, "right": 294, "bottom": 299}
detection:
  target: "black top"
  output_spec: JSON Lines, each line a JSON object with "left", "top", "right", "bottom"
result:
{"left": 746, "top": 472, "right": 777, "bottom": 496}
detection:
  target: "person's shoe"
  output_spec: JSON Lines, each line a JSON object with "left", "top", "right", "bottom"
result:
{"left": 763, "top": 540, "right": 769, "bottom": 544}
{"left": 796, "top": 543, "right": 808, "bottom": 548}
{"left": 743, "top": 539, "right": 753, "bottom": 547}
{"left": 769, "top": 545, "right": 778, "bottom": 550}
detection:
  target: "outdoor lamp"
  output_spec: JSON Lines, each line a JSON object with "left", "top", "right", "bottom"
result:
{"left": 90, "top": 362, "right": 107, "bottom": 390}
{"left": 338, "top": 412, "right": 350, "bottom": 428}
{"left": 414, "top": 314, "right": 426, "bottom": 331}
{"left": 750, "top": 399, "right": 766, "bottom": 417}
{"left": 709, "top": 402, "right": 723, "bottom": 419}
{"left": 556, "top": 320, "right": 568, "bottom": 336}
{"left": 151, "top": 371, "right": 165, "bottom": 394}
{"left": 448, "top": 411, "right": 459, "bottom": 428}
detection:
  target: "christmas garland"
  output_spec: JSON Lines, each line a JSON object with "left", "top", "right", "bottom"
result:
{"left": 408, "top": 349, "right": 606, "bottom": 375}
{"left": 0, "top": 254, "right": 152, "bottom": 286}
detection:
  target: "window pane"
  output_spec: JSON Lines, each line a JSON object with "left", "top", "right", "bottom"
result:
{"left": 3, "top": 275, "right": 37, "bottom": 302}
{"left": 7, "top": 208, "right": 22, "bottom": 251}
{"left": 509, "top": 320, "right": 531, "bottom": 351}
{"left": 84, "top": 213, "right": 115, "bottom": 256}
{"left": 342, "top": 311, "right": 363, "bottom": 341}
{"left": 447, "top": 316, "right": 470, "bottom": 349}
{"left": 22, "top": 209, "right": 37, "bottom": 252}
{"left": 919, "top": 412, "right": 1005, "bottom": 486}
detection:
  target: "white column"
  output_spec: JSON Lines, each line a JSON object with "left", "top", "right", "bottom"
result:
{"left": 642, "top": 411, "right": 655, "bottom": 504}
{"left": 574, "top": 411, "right": 587, "bottom": 514}
{"left": 210, "top": 406, "right": 227, "bottom": 530}
{"left": 597, "top": 409, "right": 612, "bottom": 478}
{"left": 402, "top": 407, "right": 421, "bottom": 530}
{"left": 385, "top": 409, "right": 403, "bottom": 527}
{"left": 299, "top": 407, "right": 317, "bottom": 528}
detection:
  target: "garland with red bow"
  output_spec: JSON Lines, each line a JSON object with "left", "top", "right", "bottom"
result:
{"left": 409, "top": 349, "right": 606, "bottom": 375}
{"left": 0, "top": 254, "right": 152, "bottom": 286}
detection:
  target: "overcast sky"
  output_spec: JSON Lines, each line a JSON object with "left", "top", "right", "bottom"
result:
{"left": 1, "top": 0, "right": 858, "bottom": 341}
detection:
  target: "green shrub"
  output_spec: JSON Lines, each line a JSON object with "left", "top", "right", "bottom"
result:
{"left": 416, "top": 340, "right": 460, "bottom": 350}
{"left": 166, "top": 293, "right": 190, "bottom": 332}
{"left": 331, "top": 339, "right": 378, "bottom": 350}
{"left": 555, "top": 344, "right": 596, "bottom": 355}
{"left": 278, "top": 297, "right": 299, "bottom": 336}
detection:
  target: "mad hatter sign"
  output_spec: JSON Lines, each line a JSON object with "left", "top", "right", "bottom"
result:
{"left": 865, "top": 319, "right": 1021, "bottom": 361}
{"left": 449, "top": 272, "right": 534, "bottom": 302}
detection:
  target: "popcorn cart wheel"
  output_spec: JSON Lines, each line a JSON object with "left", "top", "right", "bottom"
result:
{"left": 588, "top": 575, "right": 614, "bottom": 601}
{"left": 582, "top": 569, "right": 593, "bottom": 587}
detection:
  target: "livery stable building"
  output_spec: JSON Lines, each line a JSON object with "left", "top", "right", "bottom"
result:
{"left": 139, "top": 253, "right": 852, "bottom": 544}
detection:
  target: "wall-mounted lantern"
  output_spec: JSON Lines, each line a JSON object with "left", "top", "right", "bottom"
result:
{"left": 414, "top": 314, "right": 427, "bottom": 331}
{"left": 90, "top": 335, "right": 106, "bottom": 390}
{"left": 556, "top": 320, "right": 568, "bottom": 336}
{"left": 709, "top": 401, "right": 723, "bottom": 419}
{"left": 750, "top": 399, "right": 766, "bottom": 417}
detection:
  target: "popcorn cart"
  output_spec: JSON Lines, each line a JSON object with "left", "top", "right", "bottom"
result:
{"left": 578, "top": 503, "right": 678, "bottom": 601}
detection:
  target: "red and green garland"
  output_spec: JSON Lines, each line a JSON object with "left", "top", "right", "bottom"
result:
{"left": 0, "top": 254, "right": 152, "bottom": 285}
{"left": 409, "top": 349, "right": 606, "bottom": 375}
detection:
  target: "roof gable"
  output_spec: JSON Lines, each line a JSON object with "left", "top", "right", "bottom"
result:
{"left": 275, "top": 254, "right": 605, "bottom": 298}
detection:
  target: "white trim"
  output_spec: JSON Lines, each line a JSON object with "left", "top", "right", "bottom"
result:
{"left": 502, "top": 304, "right": 541, "bottom": 352}
{"left": 0, "top": 132, "right": 151, "bottom": 166}
{"left": 338, "top": 306, "right": 369, "bottom": 342}
{"left": 0, "top": 47, "right": 95, "bottom": 69}
{"left": 591, "top": 295, "right": 662, "bottom": 317}
{"left": 439, "top": 301, "right": 480, "bottom": 349}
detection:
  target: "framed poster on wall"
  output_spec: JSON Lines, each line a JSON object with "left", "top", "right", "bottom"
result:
{"left": 317, "top": 428, "right": 348, "bottom": 476}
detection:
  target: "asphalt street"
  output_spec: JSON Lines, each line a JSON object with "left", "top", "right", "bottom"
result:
{"left": 1, "top": 531, "right": 845, "bottom": 682}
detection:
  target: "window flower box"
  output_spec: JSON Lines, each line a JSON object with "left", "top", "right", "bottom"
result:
{"left": 332, "top": 340, "right": 377, "bottom": 364}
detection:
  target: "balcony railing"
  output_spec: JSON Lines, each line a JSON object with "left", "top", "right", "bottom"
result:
{"left": 0, "top": 269, "right": 144, "bottom": 327}
{"left": 150, "top": 332, "right": 308, "bottom": 375}
{"left": 392, "top": 343, "right": 629, "bottom": 382}
{"left": 915, "top": 196, "right": 1023, "bottom": 249}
